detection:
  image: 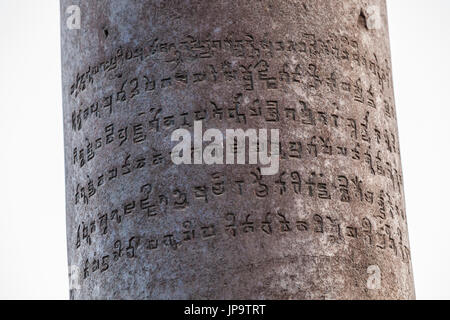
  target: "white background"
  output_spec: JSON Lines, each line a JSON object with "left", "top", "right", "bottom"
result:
{"left": 0, "top": 0, "right": 449, "bottom": 299}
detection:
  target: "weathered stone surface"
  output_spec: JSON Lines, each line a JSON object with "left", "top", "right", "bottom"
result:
{"left": 61, "top": 0, "right": 415, "bottom": 299}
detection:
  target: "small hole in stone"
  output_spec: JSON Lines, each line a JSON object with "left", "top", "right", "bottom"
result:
{"left": 358, "top": 10, "right": 367, "bottom": 29}
{"left": 103, "top": 28, "right": 109, "bottom": 38}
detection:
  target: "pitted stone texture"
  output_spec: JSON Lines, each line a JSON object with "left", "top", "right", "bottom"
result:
{"left": 61, "top": 0, "right": 415, "bottom": 299}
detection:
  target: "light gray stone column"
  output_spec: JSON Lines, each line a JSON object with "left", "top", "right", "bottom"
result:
{"left": 61, "top": 0, "right": 415, "bottom": 299}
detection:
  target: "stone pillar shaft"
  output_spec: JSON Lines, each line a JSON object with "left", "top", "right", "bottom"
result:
{"left": 61, "top": 0, "right": 415, "bottom": 299}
